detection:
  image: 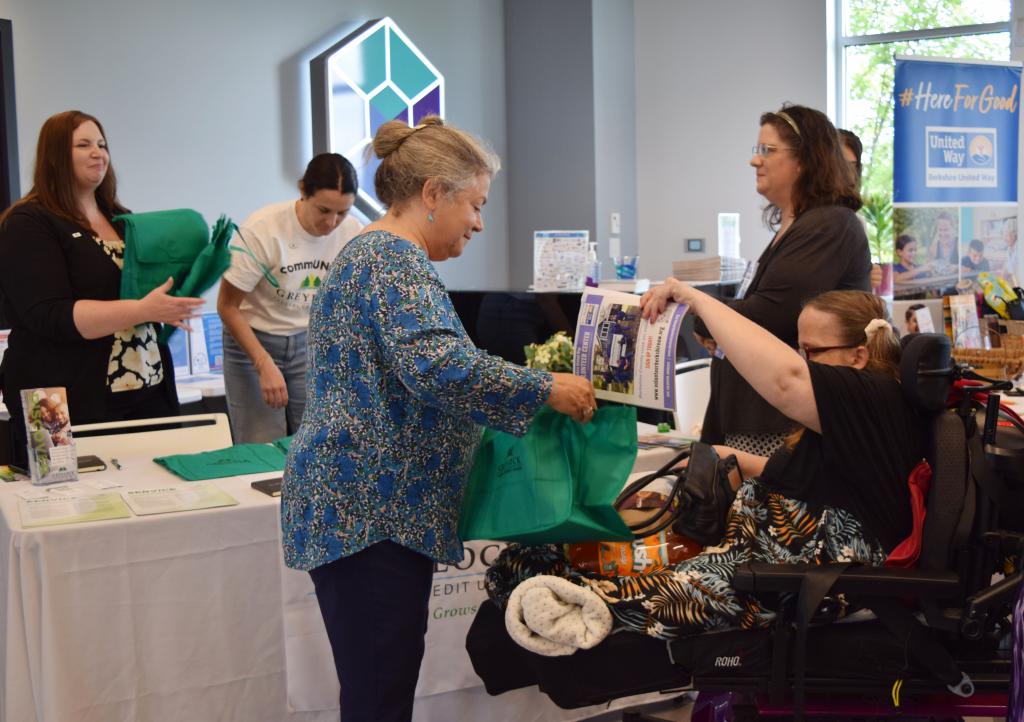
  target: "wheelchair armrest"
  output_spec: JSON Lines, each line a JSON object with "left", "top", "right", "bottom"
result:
{"left": 987, "top": 444, "right": 1024, "bottom": 485}
{"left": 733, "top": 561, "right": 960, "bottom": 597}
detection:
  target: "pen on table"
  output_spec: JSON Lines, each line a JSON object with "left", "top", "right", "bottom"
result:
{"left": 110, "top": 458, "right": 122, "bottom": 471}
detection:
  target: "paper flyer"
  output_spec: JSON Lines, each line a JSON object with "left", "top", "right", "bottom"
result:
{"left": 947, "top": 294, "right": 983, "bottom": 348}
{"left": 167, "top": 328, "right": 191, "bottom": 377}
{"left": 122, "top": 481, "right": 239, "bottom": 516}
{"left": 18, "top": 492, "right": 132, "bottom": 528}
{"left": 189, "top": 317, "right": 211, "bottom": 374}
{"left": 573, "top": 287, "right": 687, "bottom": 410}
{"left": 533, "top": 230, "right": 589, "bottom": 291}
{"left": 201, "top": 313, "right": 224, "bottom": 372}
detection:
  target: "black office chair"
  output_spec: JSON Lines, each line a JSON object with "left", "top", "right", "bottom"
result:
{"left": 465, "top": 334, "right": 1022, "bottom": 719}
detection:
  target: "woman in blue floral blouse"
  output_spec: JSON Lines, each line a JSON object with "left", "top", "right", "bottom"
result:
{"left": 281, "top": 115, "right": 595, "bottom": 722}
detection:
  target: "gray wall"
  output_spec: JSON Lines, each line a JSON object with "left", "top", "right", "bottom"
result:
{"left": 0, "top": 0, "right": 510, "bottom": 292}
{"left": 633, "top": 0, "right": 829, "bottom": 279}
{"left": 504, "top": 0, "right": 638, "bottom": 288}
{"left": 593, "top": 1, "right": 639, "bottom": 264}
{"left": 504, "top": 0, "right": 597, "bottom": 288}
{"left": 5, "top": 1, "right": 931, "bottom": 292}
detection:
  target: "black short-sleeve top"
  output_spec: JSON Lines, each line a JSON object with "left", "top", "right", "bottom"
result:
{"left": 759, "top": 363, "right": 924, "bottom": 552}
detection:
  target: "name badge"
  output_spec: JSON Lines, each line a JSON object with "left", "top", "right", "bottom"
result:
{"left": 735, "top": 260, "right": 758, "bottom": 300}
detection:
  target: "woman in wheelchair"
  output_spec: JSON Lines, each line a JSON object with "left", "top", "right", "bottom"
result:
{"left": 488, "top": 286, "right": 925, "bottom": 645}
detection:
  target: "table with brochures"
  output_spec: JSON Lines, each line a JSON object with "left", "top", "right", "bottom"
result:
{"left": 0, "top": 432, "right": 686, "bottom": 722}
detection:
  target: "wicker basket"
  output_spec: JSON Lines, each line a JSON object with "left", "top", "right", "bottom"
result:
{"left": 952, "top": 340, "right": 1024, "bottom": 381}
{"left": 1000, "top": 320, "right": 1024, "bottom": 336}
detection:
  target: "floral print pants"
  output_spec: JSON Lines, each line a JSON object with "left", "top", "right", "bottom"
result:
{"left": 485, "top": 478, "right": 887, "bottom": 640}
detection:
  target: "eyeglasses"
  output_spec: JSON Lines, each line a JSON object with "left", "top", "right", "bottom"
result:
{"left": 752, "top": 143, "right": 796, "bottom": 158}
{"left": 798, "top": 343, "right": 860, "bottom": 360}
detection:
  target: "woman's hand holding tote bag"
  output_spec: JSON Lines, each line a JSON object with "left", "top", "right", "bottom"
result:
{"left": 459, "top": 405, "right": 638, "bottom": 544}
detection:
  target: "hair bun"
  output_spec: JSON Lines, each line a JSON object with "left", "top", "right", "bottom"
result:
{"left": 372, "top": 116, "right": 447, "bottom": 160}
{"left": 372, "top": 120, "right": 415, "bottom": 159}
{"left": 371, "top": 115, "right": 499, "bottom": 209}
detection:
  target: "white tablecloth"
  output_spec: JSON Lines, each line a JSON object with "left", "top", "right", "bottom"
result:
{"left": 0, "top": 442, "right": 684, "bottom": 722}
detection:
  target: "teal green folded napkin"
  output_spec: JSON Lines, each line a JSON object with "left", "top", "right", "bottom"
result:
{"left": 154, "top": 443, "right": 287, "bottom": 481}
{"left": 272, "top": 435, "right": 293, "bottom": 454}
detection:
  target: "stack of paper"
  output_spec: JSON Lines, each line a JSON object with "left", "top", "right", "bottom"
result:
{"left": 671, "top": 256, "right": 747, "bottom": 283}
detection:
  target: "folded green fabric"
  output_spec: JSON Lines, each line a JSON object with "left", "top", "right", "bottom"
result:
{"left": 117, "top": 209, "right": 210, "bottom": 301}
{"left": 156, "top": 215, "right": 235, "bottom": 343}
{"left": 154, "top": 443, "right": 287, "bottom": 481}
{"left": 272, "top": 435, "right": 293, "bottom": 454}
{"left": 170, "top": 214, "right": 234, "bottom": 300}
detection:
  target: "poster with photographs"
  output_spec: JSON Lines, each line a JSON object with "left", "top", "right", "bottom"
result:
{"left": 892, "top": 205, "right": 1019, "bottom": 299}
{"left": 892, "top": 207, "right": 961, "bottom": 299}
{"left": 960, "top": 206, "right": 1018, "bottom": 285}
{"left": 892, "top": 58, "right": 1020, "bottom": 303}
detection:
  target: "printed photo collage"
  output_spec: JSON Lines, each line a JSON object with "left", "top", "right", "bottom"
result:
{"left": 892, "top": 205, "right": 1018, "bottom": 300}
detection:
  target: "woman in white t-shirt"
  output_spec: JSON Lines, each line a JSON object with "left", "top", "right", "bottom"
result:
{"left": 217, "top": 154, "right": 363, "bottom": 442}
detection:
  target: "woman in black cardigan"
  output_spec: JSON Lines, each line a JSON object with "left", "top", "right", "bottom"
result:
{"left": 697, "top": 104, "right": 871, "bottom": 456}
{"left": 0, "top": 110, "right": 203, "bottom": 466}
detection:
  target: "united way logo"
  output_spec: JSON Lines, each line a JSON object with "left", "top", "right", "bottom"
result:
{"left": 311, "top": 18, "right": 445, "bottom": 216}
{"left": 967, "top": 134, "right": 994, "bottom": 166}
{"left": 925, "top": 125, "right": 997, "bottom": 188}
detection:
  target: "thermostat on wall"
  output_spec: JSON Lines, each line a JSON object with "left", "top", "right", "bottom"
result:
{"left": 686, "top": 238, "right": 704, "bottom": 253}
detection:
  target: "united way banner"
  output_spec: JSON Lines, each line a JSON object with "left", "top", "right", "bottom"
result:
{"left": 892, "top": 57, "right": 1021, "bottom": 300}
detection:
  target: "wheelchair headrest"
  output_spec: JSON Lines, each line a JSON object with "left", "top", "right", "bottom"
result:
{"left": 900, "top": 333, "right": 953, "bottom": 413}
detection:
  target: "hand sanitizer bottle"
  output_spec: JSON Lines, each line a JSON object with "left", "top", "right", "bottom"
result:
{"left": 585, "top": 242, "right": 601, "bottom": 286}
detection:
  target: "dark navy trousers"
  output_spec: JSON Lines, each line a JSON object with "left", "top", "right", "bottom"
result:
{"left": 309, "top": 541, "right": 435, "bottom": 722}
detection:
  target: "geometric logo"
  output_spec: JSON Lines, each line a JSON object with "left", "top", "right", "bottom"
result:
{"left": 311, "top": 18, "right": 445, "bottom": 217}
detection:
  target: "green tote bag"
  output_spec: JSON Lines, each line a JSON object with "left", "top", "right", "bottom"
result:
{"left": 459, "top": 404, "right": 637, "bottom": 544}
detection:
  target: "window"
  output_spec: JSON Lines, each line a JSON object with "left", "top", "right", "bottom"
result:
{"left": 836, "top": 1, "right": 1012, "bottom": 200}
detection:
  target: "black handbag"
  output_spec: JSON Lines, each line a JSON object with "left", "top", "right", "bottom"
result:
{"left": 614, "top": 442, "right": 739, "bottom": 547}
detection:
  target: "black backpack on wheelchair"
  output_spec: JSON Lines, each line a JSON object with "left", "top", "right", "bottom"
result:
{"left": 465, "top": 333, "right": 1023, "bottom": 719}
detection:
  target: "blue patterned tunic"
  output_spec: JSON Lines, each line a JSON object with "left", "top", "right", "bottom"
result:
{"left": 281, "top": 230, "right": 552, "bottom": 570}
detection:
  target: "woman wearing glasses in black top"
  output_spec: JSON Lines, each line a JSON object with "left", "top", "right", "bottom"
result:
{"left": 694, "top": 104, "right": 871, "bottom": 458}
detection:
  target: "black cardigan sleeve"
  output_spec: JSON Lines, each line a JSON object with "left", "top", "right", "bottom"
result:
{"left": 0, "top": 207, "right": 86, "bottom": 343}
{"left": 726, "top": 206, "right": 871, "bottom": 344}
{"left": 697, "top": 205, "right": 872, "bottom": 442}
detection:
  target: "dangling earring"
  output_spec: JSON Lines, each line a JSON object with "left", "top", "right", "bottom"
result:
{"left": 427, "top": 211, "right": 435, "bottom": 223}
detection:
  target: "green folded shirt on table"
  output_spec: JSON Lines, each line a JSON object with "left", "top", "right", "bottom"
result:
{"left": 154, "top": 443, "right": 287, "bottom": 481}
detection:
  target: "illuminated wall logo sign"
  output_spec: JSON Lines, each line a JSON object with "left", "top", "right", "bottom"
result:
{"left": 311, "top": 18, "right": 445, "bottom": 216}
